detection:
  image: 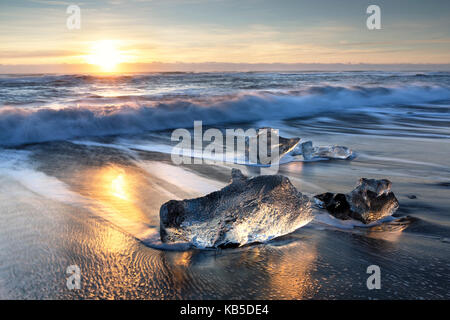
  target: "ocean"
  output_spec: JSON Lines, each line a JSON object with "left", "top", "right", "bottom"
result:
{"left": 0, "top": 71, "right": 449, "bottom": 299}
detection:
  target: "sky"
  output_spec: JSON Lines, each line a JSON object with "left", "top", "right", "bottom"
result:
{"left": 0, "top": 0, "right": 449, "bottom": 72}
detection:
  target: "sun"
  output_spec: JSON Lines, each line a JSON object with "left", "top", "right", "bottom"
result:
{"left": 86, "top": 40, "right": 124, "bottom": 72}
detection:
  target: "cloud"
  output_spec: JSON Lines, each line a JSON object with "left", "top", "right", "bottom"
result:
{"left": 0, "top": 50, "right": 80, "bottom": 59}
{"left": 29, "top": 0, "right": 78, "bottom": 5}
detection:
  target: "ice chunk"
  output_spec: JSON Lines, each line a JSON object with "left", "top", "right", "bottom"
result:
{"left": 300, "top": 141, "right": 352, "bottom": 160}
{"left": 244, "top": 127, "right": 301, "bottom": 164}
{"left": 314, "top": 178, "right": 399, "bottom": 224}
{"left": 240, "top": 128, "right": 352, "bottom": 163}
{"left": 159, "top": 169, "right": 313, "bottom": 248}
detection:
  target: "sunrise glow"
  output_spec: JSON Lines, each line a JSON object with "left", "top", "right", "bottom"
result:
{"left": 85, "top": 40, "right": 124, "bottom": 72}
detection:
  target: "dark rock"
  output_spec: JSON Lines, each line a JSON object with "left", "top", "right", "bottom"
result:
{"left": 314, "top": 178, "right": 399, "bottom": 224}
{"left": 160, "top": 168, "right": 312, "bottom": 248}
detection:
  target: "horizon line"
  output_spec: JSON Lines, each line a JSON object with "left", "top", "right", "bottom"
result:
{"left": 1, "top": 62, "right": 450, "bottom": 74}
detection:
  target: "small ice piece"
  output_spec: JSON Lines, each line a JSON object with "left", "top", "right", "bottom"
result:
{"left": 301, "top": 141, "right": 315, "bottom": 160}
{"left": 243, "top": 127, "right": 301, "bottom": 164}
{"left": 289, "top": 145, "right": 303, "bottom": 156}
{"left": 314, "top": 178, "right": 399, "bottom": 224}
{"left": 300, "top": 141, "right": 352, "bottom": 160}
{"left": 315, "top": 146, "right": 352, "bottom": 159}
{"left": 159, "top": 169, "right": 313, "bottom": 248}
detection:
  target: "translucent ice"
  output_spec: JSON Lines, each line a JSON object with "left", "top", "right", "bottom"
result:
{"left": 159, "top": 169, "right": 313, "bottom": 248}
{"left": 314, "top": 178, "right": 399, "bottom": 224}
{"left": 300, "top": 141, "right": 352, "bottom": 160}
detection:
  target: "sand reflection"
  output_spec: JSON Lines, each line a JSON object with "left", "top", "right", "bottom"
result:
{"left": 160, "top": 237, "right": 319, "bottom": 299}
{"left": 88, "top": 166, "right": 149, "bottom": 225}
{"left": 68, "top": 164, "right": 161, "bottom": 251}
{"left": 262, "top": 241, "right": 319, "bottom": 299}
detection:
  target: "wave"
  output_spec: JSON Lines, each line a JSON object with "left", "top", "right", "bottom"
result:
{"left": 1, "top": 85, "right": 450, "bottom": 146}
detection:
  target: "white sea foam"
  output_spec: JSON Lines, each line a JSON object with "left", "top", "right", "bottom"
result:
{"left": 1, "top": 85, "right": 449, "bottom": 146}
{"left": 0, "top": 150, "right": 83, "bottom": 204}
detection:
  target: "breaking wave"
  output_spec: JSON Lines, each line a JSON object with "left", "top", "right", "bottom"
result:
{"left": 1, "top": 84, "right": 449, "bottom": 146}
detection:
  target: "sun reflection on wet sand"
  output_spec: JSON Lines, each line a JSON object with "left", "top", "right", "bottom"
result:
{"left": 92, "top": 166, "right": 149, "bottom": 224}
{"left": 158, "top": 238, "right": 320, "bottom": 299}
{"left": 68, "top": 165, "right": 161, "bottom": 251}
{"left": 175, "top": 251, "right": 194, "bottom": 267}
{"left": 110, "top": 172, "right": 128, "bottom": 200}
{"left": 256, "top": 241, "right": 319, "bottom": 299}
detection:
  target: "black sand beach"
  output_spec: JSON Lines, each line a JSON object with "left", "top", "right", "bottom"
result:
{"left": 0, "top": 72, "right": 449, "bottom": 299}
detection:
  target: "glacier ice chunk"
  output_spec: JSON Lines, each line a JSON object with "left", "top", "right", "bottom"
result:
{"left": 300, "top": 141, "right": 353, "bottom": 160}
{"left": 244, "top": 127, "right": 301, "bottom": 164}
{"left": 314, "top": 178, "right": 399, "bottom": 224}
{"left": 159, "top": 169, "right": 313, "bottom": 248}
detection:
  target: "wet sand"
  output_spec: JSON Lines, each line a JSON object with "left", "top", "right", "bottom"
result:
{"left": 0, "top": 118, "right": 449, "bottom": 299}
